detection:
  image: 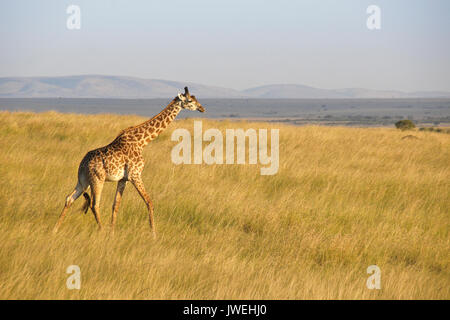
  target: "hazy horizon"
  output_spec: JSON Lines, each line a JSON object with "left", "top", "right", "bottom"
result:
{"left": 2, "top": 74, "right": 450, "bottom": 94}
{"left": 1, "top": 0, "right": 450, "bottom": 92}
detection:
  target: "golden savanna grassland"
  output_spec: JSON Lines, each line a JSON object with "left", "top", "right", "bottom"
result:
{"left": 0, "top": 111, "right": 448, "bottom": 299}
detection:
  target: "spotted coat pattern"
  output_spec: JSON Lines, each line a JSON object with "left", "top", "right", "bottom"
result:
{"left": 53, "top": 89, "right": 205, "bottom": 236}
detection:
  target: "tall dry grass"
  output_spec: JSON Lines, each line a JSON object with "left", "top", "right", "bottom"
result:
{"left": 0, "top": 110, "right": 448, "bottom": 299}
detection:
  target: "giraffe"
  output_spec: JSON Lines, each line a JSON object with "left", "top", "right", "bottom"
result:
{"left": 53, "top": 87, "right": 205, "bottom": 237}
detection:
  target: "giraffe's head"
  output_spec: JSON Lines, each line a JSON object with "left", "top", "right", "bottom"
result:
{"left": 177, "top": 87, "right": 205, "bottom": 113}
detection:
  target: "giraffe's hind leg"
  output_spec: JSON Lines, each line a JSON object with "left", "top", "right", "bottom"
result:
{"left": 90, "top": 178, "right": 105, "bottom": 230}
{"left": 111, "top": 179, "right": 127, "bottom": 232}
{"left": 81, "top": 190, "right": 92, "bottom": 214}
{"left": 53, "top": 182, "right": 86, "bottom": 233}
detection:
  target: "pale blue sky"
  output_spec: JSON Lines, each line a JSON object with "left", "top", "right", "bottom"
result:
{"left": 1, "top": 0, "right": 449, "bottom": 91}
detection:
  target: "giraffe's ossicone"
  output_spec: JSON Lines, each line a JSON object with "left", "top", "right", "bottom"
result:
{"left": 53, "top": 87, "right": 205, "bottom": 237}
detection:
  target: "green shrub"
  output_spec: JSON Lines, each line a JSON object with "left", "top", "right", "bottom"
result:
{"left": 395, "top": 120, "right": 416, "bottom": 130}
{"left": 419, "top": 127, "right": 450, "bottom": 134}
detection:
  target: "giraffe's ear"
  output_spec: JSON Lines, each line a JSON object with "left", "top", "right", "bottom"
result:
{"left": 177, "top": 93, "right": 186, "bottom": 101}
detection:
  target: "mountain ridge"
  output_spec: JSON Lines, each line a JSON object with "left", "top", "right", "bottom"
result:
{"left": 1, "top": 75, "right": 449, "bottom": 99}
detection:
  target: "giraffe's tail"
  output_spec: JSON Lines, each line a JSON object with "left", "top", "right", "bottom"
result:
{"left": 81, "top": 192, "right": 91, "bottom": 214}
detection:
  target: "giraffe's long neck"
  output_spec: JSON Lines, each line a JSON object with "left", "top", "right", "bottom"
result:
{"left": 124, "top": 99, "right": 182, "bottom": 149}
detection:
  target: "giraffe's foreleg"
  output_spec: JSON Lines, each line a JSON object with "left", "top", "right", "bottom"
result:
{"left": 111, "top": 179, "right": 127, "bottom": 232}
{"left": 53, "top": 183, "right": 85, "bottom": 233}
{"left": 130, "top": 176, "right": 155, "bottom": 238}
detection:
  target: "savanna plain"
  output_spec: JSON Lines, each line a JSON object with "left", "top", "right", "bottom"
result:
{"left": 0, "top": 111, "right": 448, "bottom": 299}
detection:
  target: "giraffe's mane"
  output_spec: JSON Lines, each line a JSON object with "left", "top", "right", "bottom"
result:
{"left": 114, "top": 98, "right": 179, "bottom": 139}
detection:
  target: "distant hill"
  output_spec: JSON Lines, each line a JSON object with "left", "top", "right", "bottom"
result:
{"left": 243, "top": 84, "right": 344, "bottom": 98}
{"left": 1, "top": 75, "right": 449, "bottom": 99}
{"left": 0, "top": 75, "right": 246, "bottom": 99}
{"left": 243, "top": 84, "right": 450, "bottom": 99}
